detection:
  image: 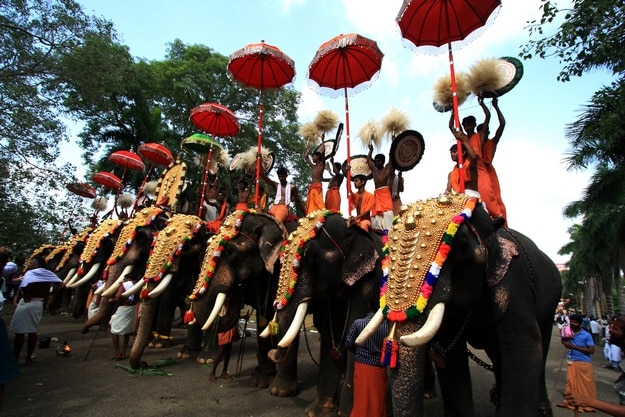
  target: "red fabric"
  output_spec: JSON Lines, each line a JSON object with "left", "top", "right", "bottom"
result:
{"left": 217, "top": 326, "right": 240, "bottom": 346}
{"left": 373, "top": 187, "right": 393, "bottom": 215}
{"left": 449, "top": 162, "right": 472, "bottom": 193}
{"left": 235, "top": 202, "right": 249, "bottom": 211}
{"left": 268, "top": 204, "right": 289, "bottom": 223}
{"left": 306, "top": 182, "right": 325, "bottom": 214}
{"left": 350, "top": 362, "right": 388, "bottom": 417}
{"left": 207, "top": 220, "right": 221, "bottom": 233}
{"left": 325, "top": 186, "right": 341, "bottom": 212}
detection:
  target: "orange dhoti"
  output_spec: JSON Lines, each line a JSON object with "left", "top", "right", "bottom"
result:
{"left": 207, "top": 220, "right": 222, "bottom": 233}
{"left": 325, "top": 186, "right": 341, "bottom": 212}
{"left": 235, "top": 202, "right": 249, "bottom": 211}
{"left": 372, "top": 186, "right": 394, "bottom": 231}
{"left": 476, "top": 161, "right": 507, "bottom": 222}
{"left": 350, "top": 362, "right": 388, "bottom": 417}
{"left": 268, "top": 203, "right": 289, "bottom": 223}
{"left": 306, "top": 182, "right": 324, "bottom": 214}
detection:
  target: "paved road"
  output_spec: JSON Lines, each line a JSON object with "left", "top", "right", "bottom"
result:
{"left": 1, "top": 306, "right": 619, "bottom": 416}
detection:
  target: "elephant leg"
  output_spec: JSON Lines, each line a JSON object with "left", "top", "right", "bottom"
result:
{"left": 129, "top": 298, "right": 156, "bottom": 369}
{"left": 251, "top": 327, "right": 277, "bottom": 388}
{"left": 150, "top": 288, "right": 177, "bottom": 348}
{"left": 269, "top": 335, "right": 300, "bottom": 397}
{"left": 337, "top": 350, "right": 355, "bottom": 417}
{"left": 435, "top": 343, "right": 475, "bottom": 417}
{"left": 177, "top": 323, "right": 203, "bottom": 360}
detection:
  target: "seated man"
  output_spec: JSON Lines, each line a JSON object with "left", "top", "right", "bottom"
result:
{"left": 446, "top": 131, "right": 479, "bottom": 197}
{"left": 262, "top": 166, "right": 305, "bottom": 223}
{"left": 348, "top": 175, "right": 375, "bottom": 232}
{"left": 235, "top": 179, "right": 250, "bottom": 211}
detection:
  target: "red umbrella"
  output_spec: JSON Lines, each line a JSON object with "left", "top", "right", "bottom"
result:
{"left": 138, "top": 143, "right": 174, "bottom": 167}
{"left": 66, "top": 182, "right": 96, "bottom": 199}
{"left": 133, "top": 143, "right": 174, "bottom": 216}
{"left": 190, "top": 103, "right": 240, "bottom": 137}
{"left": 109, "top": 150, "right": 145, "bottom": 172}
{"left": 396, "top": 0, "right": 501, "bottom": 192}
{"left": 93, "top": 172, "right": 122, "bottom": 191}
{"left": 307, "top": 33, "right": 384, "bottom": 213}
{"left": 181, "top": 134, "right": 224, "bottom": 217}
{"left": 228, "top": 40, "right": 295, "bottom": 208}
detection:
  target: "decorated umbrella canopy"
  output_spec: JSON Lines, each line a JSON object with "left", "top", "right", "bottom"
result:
{"left": 60, "top": 182, "right": 97, "bottom": 240}
{"left": 190, "top": 102, "right": 240, "bottom": 137}
{"left": 228, "top": 40, "right": 295, "bottom": 208}
{"left": 93, "top": 172, "right": 122, "bottom": 191}
{"left": 307, "top": 33, "right": 384, "bottom": 213}
{"left": 181, "top": 133, "right": 224, "bottom": 217}
{"left": 133, "top": 143, "right": 174, "bottom": 216}
{"left": 108, "top": 149, "right": 144, "bottom": 218}
{"left": 396, "top": 0, "right": 501, "bottom": 192}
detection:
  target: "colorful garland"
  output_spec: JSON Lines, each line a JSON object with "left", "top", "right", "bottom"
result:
{"left": 273, "top": 210, "right": 334, "bottom": 310}
{"left": 380, "top": 197, "right": 477, "bottom": 323}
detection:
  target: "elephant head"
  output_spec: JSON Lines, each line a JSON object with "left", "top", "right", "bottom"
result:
{"left": 357, "top": 194, "right": 562, "bottom": 417}
{"left": 180, "top": 211, "right": 287, "bottom": 374}
{"left": 128, "top": 213, "right": 209, "bottom": 369}
{"left": 80, "top": 206, "right": 170, "bottom": 333}
{"left": 260, "top": 210, "right": 383, "bottom": 410}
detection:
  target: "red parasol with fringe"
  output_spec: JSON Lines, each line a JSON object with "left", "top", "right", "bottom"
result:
{"left": 228, "top": 40, "right": 295, "bottom": 208}
{"left": 396, "top": 0, "right": 501, "bottom": 192}
{"left": 307, "top": 33, "right": 384, "bottom": 213}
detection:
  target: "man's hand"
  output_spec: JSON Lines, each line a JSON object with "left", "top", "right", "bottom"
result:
{"left": 368, "top": 144, "right": 373, "bottom": 152}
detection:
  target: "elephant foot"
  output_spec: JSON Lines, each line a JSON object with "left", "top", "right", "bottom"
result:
{"left": 250, "top": 367, "right": 276, "bottom": 388}
{"left": 148, "top": 337, "right": 172, "bottom": 349}
{"left": 304, "top": 398, "right": 338, "bottom": 417}
{"left": 176, "top": 345, "right": 201, "bottom": 360}
{"left": 267, "top": 373, "right": 298, "bottom": 397}
{"left": 195, "top": 351, "right": 213, "bottom": 364}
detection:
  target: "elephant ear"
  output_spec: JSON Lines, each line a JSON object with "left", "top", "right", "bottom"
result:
{"left": 341, "top": 225, "right": 379, "bottom": 286}
{"left": 258, "top": 215, "right": 288, "bottom": 274}
{"left": 487, "top": 233, "right": 518, "bottom": 288}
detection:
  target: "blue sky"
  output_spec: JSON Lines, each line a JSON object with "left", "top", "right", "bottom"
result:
{"left": 72, "top": 0, "right": 613, "bottom": 264}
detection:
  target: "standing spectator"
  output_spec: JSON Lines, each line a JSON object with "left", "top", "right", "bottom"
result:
{"left": 605, "top": 318, "right": 624, "bottom": 370}
{"left": 590, "top": 317, "right": 603, "bottom": 346}
{"left": 209, "top": 302, "right": 240, "bottom": 382}
{"left": 109, "top": 277, "right": 138, "bottom": 361}
{"left": 11, "top": 256, "right": 65, "bottom": 365}
{"left": 0, "top": 247, "right": 19, "bottom": 411}
{"left": 4, "top": 256, "right": 25, "bottom": 301}
{"left": 345, "top": 309, "right": 389, "bottom": 417}
{"left": 564, "top": 315, "right": 625, "bottom": 416}
{"left": 556, "top": 313, "right": 597, "bottom": 412}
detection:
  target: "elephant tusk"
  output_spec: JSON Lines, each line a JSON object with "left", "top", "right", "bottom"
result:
{"left": 259, "top": 325, "right": 270, "bottom": 339}
{"left": 62, "top": 268, "right": 77, "bottom": 283}
{"left": 399, "top": 302, "right": 445, "bottom": 347}
{"left": 148, "top": 273, "right": 173, "bottom": 298}
{"left": 122, "top": 278, "right": 145, "bottom": 297}
{"left": 201, "top": 293, "right": 227, "bottom": 331}
{"left": 277, "top": 302, "right": 308, "bottom": 348}
{"left": 355, "top": 309, "right": 384, "bottom": 346}
{"left": 101, "top": 265, "right": 133, "bottom": 297}
{"left": 68, "top": 263, "right": 101, "bottom": 288}
{"left": 64, "top": 270, "right": 78, "bottom": 285}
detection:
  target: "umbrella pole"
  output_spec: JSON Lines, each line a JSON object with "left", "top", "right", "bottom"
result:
{"left": 131, "top": 164, "right": 154, "bottom": 217}
{"left": 198, "top": 144, "right": 214, "bottom": 218}
{"left": 58, "top": 197, "right": 81, "bottom": 242}
{"left": 448, "top": 42, "right": 465, "bottom": 193}
{"left": 113, "top": 166, "right": 127, "bottom": 219}
{"left": 254, "top": 94, "right": 264, "bottom": 209}
{"left": 344, "top": 88, "right": 353, "bottom": 215}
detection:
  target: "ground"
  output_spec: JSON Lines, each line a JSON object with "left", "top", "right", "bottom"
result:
{"left": 1, "top": 304, "right": 620, "bottom": 417}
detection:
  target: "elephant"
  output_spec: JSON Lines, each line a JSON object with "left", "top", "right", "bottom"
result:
{"left": 124, "top": 213, "right": 209, "bottom": 369}
{"left": 356, "top": 194, "right": 562, "bottom": 417}
{"left": 260, "top": 210, "right": 384, "bottom": 416}
{"left": 64, "top": 218, "right": 126, "bottom": 319}
{"left": 80, "top": 206, "right": 170, "bottom": 334}
{"left": 180, "top": 210, "right": 289, "bottom": 387}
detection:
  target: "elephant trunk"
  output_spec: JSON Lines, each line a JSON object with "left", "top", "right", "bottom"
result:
{"left": 147, "top": 273, "right": 173, "bottom": 298}
{"left": 129, "top": 298, "right": 156, "bottom": 369}
{"left": 80, "top": 298, "right": 113, "bottom": 333}
{"left": 201, "top": 292, "right": 227, "bottom": 331}
{"left": 68, "top": 262, "right": 102, "bottom": 288}
{"left": 101, "top": 265, "right": 133, "bottom": 297}
{"left": 399, "top": 302, "right": 445, "bottom": 347}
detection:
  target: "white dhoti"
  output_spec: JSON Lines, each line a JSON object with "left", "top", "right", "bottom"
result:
{"left": 109, "top": 305, "right": 136, "bottom": 335}
{"left": 10, "top": 298, "right": 44, "bottom": 334}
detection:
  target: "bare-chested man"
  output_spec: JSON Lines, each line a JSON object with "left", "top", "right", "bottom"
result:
{"left": 366, "top": 144, "right": 394, "bottom": 232}
{"left": 304, "top": 146, "right": 326, "bottom": 214}
{"left": 325, "top": 158, "right": 344, "bottom": 212}
{"left": 262, "top": 166, "right": 305, "bottom": 223}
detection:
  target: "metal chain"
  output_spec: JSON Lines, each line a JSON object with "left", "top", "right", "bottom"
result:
{"left": 467, "top": 349, "right": 494, "bottom": 372}
{"left": 302, "top": 321, "right": 320, "bottom": 367}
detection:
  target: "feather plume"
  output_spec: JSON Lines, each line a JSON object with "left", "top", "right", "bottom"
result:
{"left": 208, "top": 147, "right": 230, "bottom": 171}
{"left": 467, "top": 58, "right": 504, "bottom": 96}
{"left": 239, "top": 146, "right": 271, "bottom": 171}
{"left": 381, "top": 108, "right": 410, "bottom": 140}
{"left": 298, "top": 122, "right": 321, "bottom": 145}
{"left": 313, "top": 109, "right": 340, "bottom": 134}
{"left": 143, "top": 181, "right": 158, "bottom": 196}
{"left": 433, "top": 72, "right": 470, "bottom": 109}
{"left": 358, "top": 120, "right": 382, "bottom": 149}
{"left": 91, "top": 196, "right": 107, "bottom": 211}
{"left": 118, "top": 194, "right": 134, "bottom": 209}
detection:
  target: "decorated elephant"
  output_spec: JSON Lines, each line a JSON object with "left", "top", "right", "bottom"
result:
{"left": 125, "top": 213, "right": 209, "bottom": 369}
{"left": 356, "top": 194, "right": 562, "bottom": 417}
{"left": 80, "top": 206, "right": 170, "bottom": 334}
{"left": 65, "top": 218, "right": 126, "bottom": 319}
{"left": 180, "top": 210, "right": 289, "bottom": 386}
{"left": 260, "top": 210, "right": 384, "bottom": 416}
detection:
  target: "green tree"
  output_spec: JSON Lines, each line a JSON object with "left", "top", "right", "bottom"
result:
{"left": 0, "top": 0, "right": 118, "bottom": 253}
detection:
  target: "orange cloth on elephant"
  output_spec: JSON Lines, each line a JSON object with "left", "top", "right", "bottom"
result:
{"left": 325, "top": 186, "right": 341, "bottom": 212}
{"left": 469, "top": 132, "right": 483, "bottom": 159}
{"left": 449, "top": 161, "right": 473, "bottom": 193}
{"left": 305, "top": 182, "right": 324, "bottom": 214}
{"left": 207, "top": 200, "right": 228, "bottom": 233}
{"left": 372, "top": 186, "right": 393, "bottom": 216}
{"left": 476, "top": 161, "right": 506, "bottom": 220}
{"left": 350, "top": 362, "right": 388, "bottom": 417}
{"left": 350, "top": 191, "right": 375, "bottom": 231}
{"left": 268, "top": 203, "right": 289, "bottom": 223}
{"left": 248, "top": 193, "right": 267, "bottom": 211}
{"left": 481, "top": 140, "right": 507, "bottom": 222}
